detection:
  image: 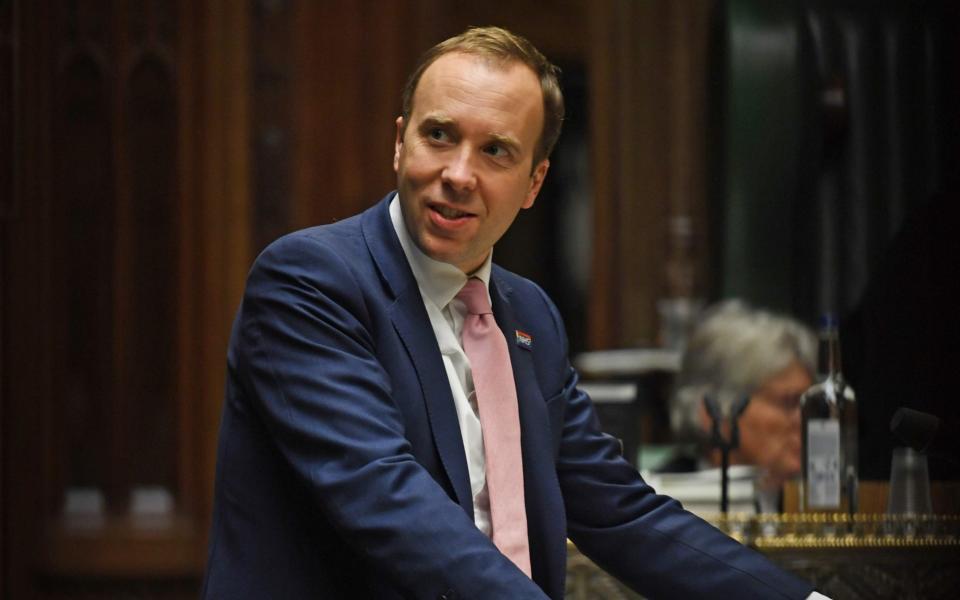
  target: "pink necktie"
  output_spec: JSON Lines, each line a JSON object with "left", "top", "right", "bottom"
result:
{"left": 457, "top": 278, "right": 531, "bottom": 577}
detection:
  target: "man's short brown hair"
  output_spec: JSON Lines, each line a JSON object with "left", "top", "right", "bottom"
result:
{"left": 400, "top": 26, "right": 564, "bottom": 169}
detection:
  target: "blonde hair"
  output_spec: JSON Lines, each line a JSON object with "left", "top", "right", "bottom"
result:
{"left": 400, "top": 26, "right": 564, "bottom": 169}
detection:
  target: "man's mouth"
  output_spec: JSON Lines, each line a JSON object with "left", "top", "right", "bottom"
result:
{"left": 430, "top": 204, "right": 473, "bottom": 220}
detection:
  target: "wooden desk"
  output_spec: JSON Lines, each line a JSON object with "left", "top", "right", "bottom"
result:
{"left": 782, "top": 480, "right": 960, "bottom": 515}
{"left": 566, "top": 511, "right": 960, "bottom": 600}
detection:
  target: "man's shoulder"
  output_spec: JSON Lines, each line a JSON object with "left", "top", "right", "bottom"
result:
{"left": 252, "top": 222, "right": 359, "bottom": 277}
{"left": 258, "top": 197, "right": 388, "bottom": 264}
{"left": 243, "top": 210, "right": 382, "bottom": 294}
{"left": 280, "top": 211, "right": 364, "bottom": 246}
{"left": 490, "top": 263, "right": 563, "bottom": 332}
{"left": 490, "top": 264, "right": 549, "bottom": 304}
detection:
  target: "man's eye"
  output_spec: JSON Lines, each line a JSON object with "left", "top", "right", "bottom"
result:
{"left": 484, "top": 144, "right": 505, "bottom": 157}
{"left": 428, "top": 128, "right": 448, "bottom": 142}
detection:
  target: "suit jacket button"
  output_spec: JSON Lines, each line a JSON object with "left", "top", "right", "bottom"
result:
{"left": 439, "top": 590, "right": 457, "bottom": 600}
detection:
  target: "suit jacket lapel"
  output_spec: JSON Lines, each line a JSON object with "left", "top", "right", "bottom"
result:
{"left": 360, "top": 194, "right": 474, "bottom": 518}
{"left": 490, "top": 272, "right": 566, "bottom": 589}
{"left": 489, "top": 272, "right": 550, "bottom": 464}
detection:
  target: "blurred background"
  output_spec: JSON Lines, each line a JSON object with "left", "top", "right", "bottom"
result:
{"left": 2, "top": 0, "right": 958, "bottom": 597}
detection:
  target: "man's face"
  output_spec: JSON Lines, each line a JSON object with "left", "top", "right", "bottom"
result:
{"left": 394, "top": 52, "right": 549, "bottom": 274}
{"left": 738, "top": 360, "right": 813, "bottom": 487}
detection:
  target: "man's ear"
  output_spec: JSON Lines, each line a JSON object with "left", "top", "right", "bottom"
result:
{"left": 522, "top": 159, "right": 550, "bottom": 209}
{"left": 393, "top": 116, "right": 405, "bottom": 173}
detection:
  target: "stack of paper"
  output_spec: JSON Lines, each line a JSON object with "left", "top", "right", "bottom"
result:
{"left": 641, "top": 466, "right": 758, "bottom": 518}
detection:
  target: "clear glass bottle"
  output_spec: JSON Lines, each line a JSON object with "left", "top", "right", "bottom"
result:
{"left": 799, "top": 314, "right": 858, "bottom": 514}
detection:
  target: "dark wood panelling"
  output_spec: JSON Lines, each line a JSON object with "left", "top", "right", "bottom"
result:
{"left": 1, "top": 0, "right": 12, "bottom": 218}
{"left": 250, "top": 0, "right": 294, "bottom": 254}
{"left": 0, "top": 0, "right": 12, "bottom": 592}
{"left": 433, "top": 0, "right": 589, "bottom": 62}
{"left": 588, "top": 0, "right": 713, "bottom": 349}
{"left": 54, "top": 48, "right": 117, "bottom": 504}
{"left": 177, "top": 0, "right": 251, "bottom": 561}
{"left": 4, "top": 1, "right": 57, "bottom": 596}
{"left": 122, "top": 55, "right": 178, "bottom": 493}
{"left": 3, "top": 0, "right": 251, "bottom": 595}
{"left": 290, "top": 0, "right": 426, "bottom": 229}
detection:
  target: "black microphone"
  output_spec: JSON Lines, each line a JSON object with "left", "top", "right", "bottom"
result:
{"left": 703, "top": 395, "right": 751, "bottom": 514}
{"left": 890, "top": 408, "right": 958, "bottom": 463}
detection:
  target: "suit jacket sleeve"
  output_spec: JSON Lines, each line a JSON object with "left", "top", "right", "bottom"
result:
{"left": 529, "top": 286, "right": 814, "bottom": 600}
{"left": 231, "top": 233, "right": 547, "bottom": 599}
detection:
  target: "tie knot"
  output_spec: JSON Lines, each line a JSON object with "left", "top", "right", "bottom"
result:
{"left": 456, "top": 278, "right": 491, "bottom": 315}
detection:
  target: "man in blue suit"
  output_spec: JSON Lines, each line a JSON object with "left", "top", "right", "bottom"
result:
{"left": 203, "top": 26, "right": 822, "bottom": 599}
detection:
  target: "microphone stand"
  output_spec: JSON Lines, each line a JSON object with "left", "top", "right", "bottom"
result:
{"left": 703, "top": 395, "right": 751, "bottom": 514}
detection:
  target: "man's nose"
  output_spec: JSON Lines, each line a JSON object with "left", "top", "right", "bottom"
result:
{"left": 441, "top": 147, "right": 478, "bottom": 194}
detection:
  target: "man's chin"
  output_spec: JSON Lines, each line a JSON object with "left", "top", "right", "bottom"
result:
{"left": 417, "top": 241, "right": 463, "bottom": 268}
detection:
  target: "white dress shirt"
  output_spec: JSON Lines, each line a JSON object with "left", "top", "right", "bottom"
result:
{"left": 390, "top": 196, "right": 493, "bottom": 535}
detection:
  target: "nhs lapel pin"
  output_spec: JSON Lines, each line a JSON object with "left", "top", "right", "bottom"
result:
{"left": 514, "top": 330, "right": 533, "bottom": 350}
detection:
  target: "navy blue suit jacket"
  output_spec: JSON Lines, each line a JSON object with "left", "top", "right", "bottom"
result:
{"left": 202, "top": 193, "right": 814, "bottom": 599}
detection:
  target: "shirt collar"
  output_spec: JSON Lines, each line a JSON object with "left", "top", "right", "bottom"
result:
{"left": 389, "top": 193, "right": 492, "bottom": 309}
